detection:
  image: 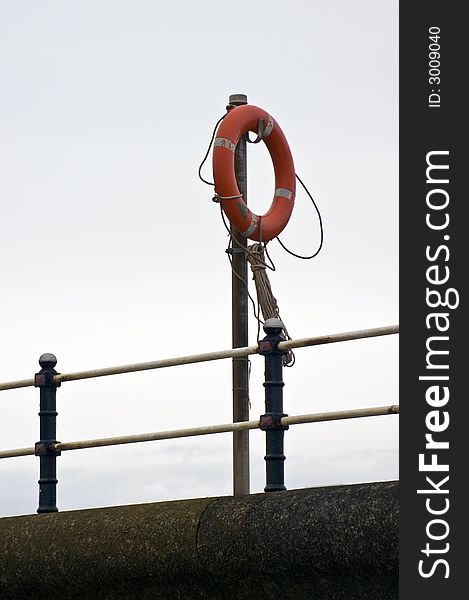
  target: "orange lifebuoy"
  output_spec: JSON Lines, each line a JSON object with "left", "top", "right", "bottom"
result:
{"left": 212, "top": 105, "right": 295, "bottom": 242}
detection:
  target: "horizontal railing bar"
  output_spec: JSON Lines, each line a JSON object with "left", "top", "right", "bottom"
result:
{"left": 0, "top": 325, "right": 399, "bottom": 392}
{"left": 0, "top": 378, "right": 35, "bottom": 392}
{"left": 0, "top": 404, "right": 399, "bottom": 459}
{"left": 60, "top": 420, "right": 257, "bottom": 451}
{"left": 282, "top": 404, "right": 400, "bottom": 426}
{"left": 56, "top": 345, "right": 260, "bottom": 384}
{"left": 278, "top": 325, "right": 399, "bottom": 351}
{"left": 0, "top": 446, "right": 35, "bottom": 459}
{"left": 0, "top": 346, "right": 258, "bottom": 392}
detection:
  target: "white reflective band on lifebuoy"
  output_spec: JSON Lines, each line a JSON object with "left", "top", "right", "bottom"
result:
{"left": 263, "top": 115, "right": 274, "bottom": 138}
{"left": 242, "top": 213, "right": 258, "bottom": 237}
{"left": 274, "top": 188, "right": 293, "bottom": 200}
{"left": 214, "top": 137, "right": 236, "bottom": 152}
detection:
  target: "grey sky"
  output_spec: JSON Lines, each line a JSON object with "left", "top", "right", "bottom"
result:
{"left": 0, "top": 0, "right": 398, "bottom": 517}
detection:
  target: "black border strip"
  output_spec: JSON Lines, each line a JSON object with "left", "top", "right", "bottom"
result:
{"left": 400, "top": 2, "right": 464, "bottom": 596}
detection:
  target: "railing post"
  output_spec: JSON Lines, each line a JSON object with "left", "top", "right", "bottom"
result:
{"left": 34, "top": 353, "right": 61, "bottom": 513}
{"left": 259, "top": 318, "right": 288, "bottom": 492}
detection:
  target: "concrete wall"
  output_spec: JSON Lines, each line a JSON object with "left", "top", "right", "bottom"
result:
{"left": 0, "top": 481, "right": 398, "bottom": 599}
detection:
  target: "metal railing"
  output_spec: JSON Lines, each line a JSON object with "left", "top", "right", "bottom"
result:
{"left": 0, "top": 405, "right": 400, "bottom": 460}
{"left": 0, "top": 322, "right": 399, "bottom": 511}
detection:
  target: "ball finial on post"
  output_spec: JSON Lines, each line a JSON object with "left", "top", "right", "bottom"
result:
{"left": 39, "top": 353, "right": 58, "bottom": 369}
{"left": 263, "top": 318, "right": 284, "bottom": 335}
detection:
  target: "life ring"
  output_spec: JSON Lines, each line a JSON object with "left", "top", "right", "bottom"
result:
{"left": 212, "top": 105, "right": 295, "bottom": 242}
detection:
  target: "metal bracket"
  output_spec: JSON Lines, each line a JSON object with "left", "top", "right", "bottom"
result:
{"left": 259, "top": 339, "right": 286, "bottom": 355}
{"left": 259, "top": 330, "right": 287, "bottom": 356}
{"left": 226, "top": 247, "right": 245, "bottom": 256}
{"left": 35, "top": 441, "right": 61, "bottom": 457}
{"left": 34, "top": 372, "right": 61, "bottom": 388}
{"left": 259, "top": 414, "right": 289, "bottom": 431}
{"left": 259, "top": 340, "right": 274, "bottom": 354}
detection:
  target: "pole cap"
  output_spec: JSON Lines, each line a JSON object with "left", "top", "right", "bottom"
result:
{"left": 263, "top": 318, "right": 284, "bottom": 334}
{"left": 228, "top": 94, "right": 248, "bottom": 106}
{"left": 39, "top": 353, "right": 57, "bottom": 369}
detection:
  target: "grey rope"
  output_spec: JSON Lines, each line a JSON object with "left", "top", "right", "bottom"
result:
{"left": 246, "top": 243, "right": 295, "bottom": 367}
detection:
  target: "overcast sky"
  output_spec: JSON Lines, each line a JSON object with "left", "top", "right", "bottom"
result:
{"left": 0, "top": 0, "right": 398, "bottom": 517}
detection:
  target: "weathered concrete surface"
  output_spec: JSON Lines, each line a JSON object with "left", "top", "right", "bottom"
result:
{"left": 0, "top": 481, "right": 398, "bottom": 599}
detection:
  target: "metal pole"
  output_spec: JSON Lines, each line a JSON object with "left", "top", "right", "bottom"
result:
{"left": 34, "top": 353, "right": 61, "bottom": 513}
{"left": 226, "top": 93, "right": 250, "bottom": 496}
{"left": 259, "top": 318, "right": 288, "bottom": 492}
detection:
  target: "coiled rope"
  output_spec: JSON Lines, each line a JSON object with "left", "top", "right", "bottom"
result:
{"left": 246, "top": 243, "right": 295, "bottom": 367}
